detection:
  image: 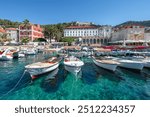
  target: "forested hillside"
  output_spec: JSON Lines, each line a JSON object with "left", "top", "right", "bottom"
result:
{"left": 116, "top": 20, "right": 150, "bottom": 27}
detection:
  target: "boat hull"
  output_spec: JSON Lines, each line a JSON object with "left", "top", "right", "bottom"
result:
{"left": 0, "top": 55, "right": 13, "bottom": 61}
{"left": 64, "top": 57, "right": 84, "bottom": 75}
{"left": 26, "top": 63, "right": 59, "bottom": 79}
{"left": 143, "top": 61, "right": 150, "bottom": 68}
{"left": 93, "top": 59, "right": 117, "bottom": 71}
{"left": 118, "top": 60, "right": 143, "bottom": 70}
{"left": 64, "top": 65, "right": 82, "bottom": 74}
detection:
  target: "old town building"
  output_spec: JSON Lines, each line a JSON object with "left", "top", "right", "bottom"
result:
{"left": 64, "top": 22, "right": 112, "bottom": 45}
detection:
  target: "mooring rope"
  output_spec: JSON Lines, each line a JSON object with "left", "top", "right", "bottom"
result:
{"left": 0, "top": 70, "right": 27, "bottom": 99}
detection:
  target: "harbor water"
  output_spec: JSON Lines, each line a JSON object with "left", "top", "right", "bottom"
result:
{"left": 0, "top": 53, "right": 150, "bottom": 100}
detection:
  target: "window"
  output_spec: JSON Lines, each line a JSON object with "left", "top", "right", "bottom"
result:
{"left": 87, "top": 39, "right": 89, "bottom": 44}
{"left": 83, "top": 39, "right": 86, "bottom": 44}
{"left": 97, "top": 39, "right": 100, "bottom": 44}
{"left": 90, "top": 39, "right": 93, "bottom": 44}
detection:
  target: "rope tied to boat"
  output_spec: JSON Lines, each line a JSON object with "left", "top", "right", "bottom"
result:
{"left": 0, "top": 70, "right": 27, "bottom": 99}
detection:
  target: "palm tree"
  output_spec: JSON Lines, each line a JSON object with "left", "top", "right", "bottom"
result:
{"left": 44, "top": 25, "right": 56, "bottom": 43}
{"left": 22, "top": 19, "right": 30, "bottom": 30}
{"left": 43, "top": 22, "right": 72, "bottom": 43}
{"left": 23, "top": 19, "right": 30, "bottom": 25}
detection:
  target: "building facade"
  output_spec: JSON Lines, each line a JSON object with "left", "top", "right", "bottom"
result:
{"left": 64, "top": 24, "right": 112, "bottom": 45}
{"left": 19, "top": 24, "right": 44, "bottom": 41}
{"left": 64, "top": 25, "right": 99, "bottom": 37}
{"left": 98, "top": 26, "right": 112, "bottom": 38}
{"left": 80, "top": 36, "right": 109, "bottom": 45}
{"left": 6, "top": 28, "right": 19, "bottom": 42}
{"left": 111, "top": 25, "right": 146, "bottom": 45}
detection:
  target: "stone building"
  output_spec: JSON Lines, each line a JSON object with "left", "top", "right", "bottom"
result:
{"left": 111, "top": 25, "right": 147, "bottom": 45}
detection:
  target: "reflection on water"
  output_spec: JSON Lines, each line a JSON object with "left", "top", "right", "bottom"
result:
{"left": 0, "top": 54, "right": 150, "bottom": 100}
{"left": 41, "top": 66, "right": 67, "bottom": 93}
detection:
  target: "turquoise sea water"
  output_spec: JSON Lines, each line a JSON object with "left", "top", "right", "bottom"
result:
{"left": 0, "top": 53, "right": 150, "bottom": 100}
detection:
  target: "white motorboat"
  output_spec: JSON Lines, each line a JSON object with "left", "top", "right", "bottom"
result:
{"left": 116, "top": 58, "right": 143, "bottom": 70}
{"left": 0, "top": 48, "right": 18, "bottom": 61}
{"left": 25, "top": 48, "right": 38, "bottom": 55}
{"left": 25, "top": 57, "right": 61, "bottom": 79}
{"left": 92, "top": 57, "right": 120, "bottom": 71}
{"left": 64, "top": 56, "right": 84, "bottom": 75}
{"left": 18, "top": 53, "right": 25, "bottom": 58}
{"left": 0, "top": 51, "right": 13, "bottom": 61}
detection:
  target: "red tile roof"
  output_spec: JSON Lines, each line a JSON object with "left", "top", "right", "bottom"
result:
{"left": 66, "top": 25, "right": 98, "bottom": 29}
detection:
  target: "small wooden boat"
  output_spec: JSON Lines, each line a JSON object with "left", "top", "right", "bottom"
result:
{"left": 25, "top": 57, "right": 61, "bottom": 79}
{"left": 92, "top": 56, "right": 120, "bottom": 71}
{"left": 64, "top": 56, "right": 84, "bottom": 75}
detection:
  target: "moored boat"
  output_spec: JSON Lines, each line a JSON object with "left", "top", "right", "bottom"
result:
{"left": 127, "top": 56, "right": 150, "bottom": 68}
{"left": 25, "top": 57, "right": 61, "bottom": 79}
{"left": 115, "top": 58, "right": 144, "bottom": 70}
{"left": 92, "top": 56, "right": 120, "bottom": 71}
{"left": 140, "top": 58, "right": 150, "bottom": 68}
{"left": 64, "top": 56, "right": 84, "bottom": 75}
{"left": 25, "top": 48, "right": 38, "bottom": 55}
{"left": 119, "top": 60, "right": 143, "bottom": 70}
{"left": 0, "top": 48, "right": 18, "bottom": 61}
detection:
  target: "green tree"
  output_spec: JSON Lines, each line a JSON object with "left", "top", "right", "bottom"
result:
{"left": 44, "top": 25, "right": 55, "bottom": 43}
{"left": 23, "top": 19, "right": 30, "bottom": 25}
{"left": 0, "top": 19, "right": 20, "bottom": 28}
{"left": 33, "top": 38, "right": 47, "bottom": 42}
{"left": 43, "top": 22, "right": 73, "bottom": 43}
{"left": 21, "top": 37, "right": 30, "bottom": 44}
{"left": 21, "top": 19, "right": 31, "bottom": 29}
{"left": 61, "top": 37, "right": 75, "bottom": 46}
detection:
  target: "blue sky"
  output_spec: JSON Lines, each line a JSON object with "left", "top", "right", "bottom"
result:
{"left": 0, "top": 0, "right": 150, "bottom": 25}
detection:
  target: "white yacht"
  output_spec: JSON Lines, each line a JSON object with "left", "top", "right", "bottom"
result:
{"left": 64, "top": 56, "right": 84, "bottom": 75}
{"left": 92, "top": 57, "right": 120, "bottom": 71}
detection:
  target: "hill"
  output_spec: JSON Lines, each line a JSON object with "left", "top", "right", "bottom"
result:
{"left": 0, "top": 19, "right": 21, "bottom": 28}
{"left": 116, "top": 20, "right": 150, "bottom": 27}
